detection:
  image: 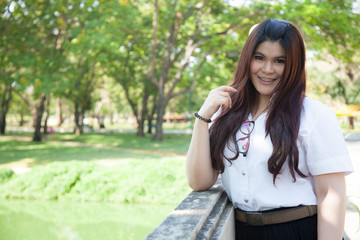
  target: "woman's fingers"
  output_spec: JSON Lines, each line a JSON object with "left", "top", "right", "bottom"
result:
{"left": 213, "top": 86, "right": 237, "bottom": 108}
{"left": 198, "top": 86, "right": 238, "bottom": 119}
{"left": 216, "top": 86, "right": 237, "bottom": 108}
{"left": 217, "top": 85, "right": 238, "bottom": 93}
{"left": 216, "top": 91, "right": 232, "bottom": 109}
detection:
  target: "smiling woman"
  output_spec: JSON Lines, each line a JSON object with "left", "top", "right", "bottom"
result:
{"left": 250, "top": 41, "right": 285, "bottom": 111}
{"left": 186, "top": 18, "right": 353, "bottom": 240}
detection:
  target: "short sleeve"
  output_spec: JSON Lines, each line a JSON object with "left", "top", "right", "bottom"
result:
{"left": 305, "top": 107, "right": 354, "bottom": 175}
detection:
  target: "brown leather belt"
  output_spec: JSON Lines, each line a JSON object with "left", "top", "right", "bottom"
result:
{"left": 235, "top": 205, "right": 317, "bottom": 226}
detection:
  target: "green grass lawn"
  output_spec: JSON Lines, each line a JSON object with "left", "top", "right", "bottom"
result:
{"left": 0, "top": 132, "right": 191, "bottom": 166}
{"left": 0, "top": 132, "right": 192, "bottom": 204}
{"left": 0, "top": 138, "right": 168, "bottom": 167}
{"left": 46, "top": 132, "right": 191, "bottom": 154}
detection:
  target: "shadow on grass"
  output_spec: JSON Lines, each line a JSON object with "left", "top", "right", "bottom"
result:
{"left": 46, "top": 132, "right": 191, "bottom": 154}
{"left": 0, "top": 139, "right": 168, "bottom": 167}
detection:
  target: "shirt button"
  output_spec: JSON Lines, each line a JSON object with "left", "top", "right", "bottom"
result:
{"left": 244, "top": 198, "right": 249, "bottom": 203}
{"left": 242, "top": 171, "right": 246, "bottom": 176}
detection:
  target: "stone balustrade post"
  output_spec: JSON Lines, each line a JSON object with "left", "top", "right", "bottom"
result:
{"left": 146, "top": 178, "right": 234, "bottom": 239}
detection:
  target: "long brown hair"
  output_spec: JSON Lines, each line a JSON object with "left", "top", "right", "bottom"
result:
{"left": 209, "top": 19, "right": 307, "bottom": 183}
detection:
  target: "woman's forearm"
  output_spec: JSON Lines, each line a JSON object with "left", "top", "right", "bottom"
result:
{"left": 186, "top": 119, "right": 218, "bottom": 191}
{"left": 315, "top": 173, "right": 346, "bottom": 240}
{"left": 186, "top": 86, "right": 237, "bottom": 191}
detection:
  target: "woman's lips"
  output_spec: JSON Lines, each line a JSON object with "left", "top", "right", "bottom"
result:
{"left": 258, "top": 76, "right": 276, "bottom": 82}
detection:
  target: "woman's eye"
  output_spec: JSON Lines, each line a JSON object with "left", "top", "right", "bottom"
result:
{"left": 254, "top": 56, "right": 263, "bottom": 61}
{"left": 275, "top": 59, "right": 285, "bottom": 64}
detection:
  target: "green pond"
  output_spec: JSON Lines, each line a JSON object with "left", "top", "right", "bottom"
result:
{"left": 0, "top": 199, "right": 175, "bottom": 240}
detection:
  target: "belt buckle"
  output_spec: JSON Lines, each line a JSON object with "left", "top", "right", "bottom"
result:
{"left": 245, "top": 213, "right": 264, "bottom": 226}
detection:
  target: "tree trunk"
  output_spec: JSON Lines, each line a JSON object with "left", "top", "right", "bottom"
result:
{"left": 0, "top": 113, "right": 6, "bottom": 135}
{"left": 137, "top": 119, "right": 145, "bottom": 137}
{"left": 348, "top": 116, "right": 355, "bottom": 129}
{"left": 32, "top": 94, "right": 46, "bottom": 142}
{"left": 147, "top": 115, "right": 153, "bottom": 135}
{"left": 74, "top": 102, "right": 84, "bottom": 135}
{"left": 31, "top": 107, "right": 37, "bottom": 128}
{"left": 19, "top": 110, "right": 24, "bottom": 126}
{"left": 136, "top": 112, "right": 146, "bottom": 137}
{"left": 147, "top": 97, "right": 157, "bottom": 134}
{"left": 56, "top": 97, "right": 64, "bottom": 127}
{"left": 152, "top": 96, "right": 166, "bottom": 141}
{"left": 0, "top": 84, "right": 12, "bottom": 135}
{"left": 136, "top": 86, "right": 150, "bottom": 137}
{"left": 43, "top": 95, "right": 50, "bottom": 134}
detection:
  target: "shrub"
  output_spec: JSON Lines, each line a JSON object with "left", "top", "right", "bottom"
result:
{"left": 0, "top": 168, "right": 14, "bottom": 183}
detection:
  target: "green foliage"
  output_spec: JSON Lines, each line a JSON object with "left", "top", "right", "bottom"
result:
{"left": 268, "top": 0, "right": 360, "bottom": 64}
{"left": 0, "top": 159, "right": 190, "bottom": 204}
{"left": 0, "top": 161, "right": 91, "bottom": 200}
{"left": 2, "top": 0, "right": 360, "bottom": 136}
{"left": 0, "top": 132, "right": 191, "bottom": 204}
{"left": 307, "top": 57, "right": 360, "bottom": 106}
{"left": 0, "top": 168, "right": 14, "bottom": 183}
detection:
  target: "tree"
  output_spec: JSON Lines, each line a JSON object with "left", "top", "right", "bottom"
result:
{"left": 108, "top": 43, "right": 157, "bottom": 136}
{"left": 2, "top": 0, "right": 74, "bottom": 141}
{"left": 147, "top": 0, "right": 260, "bottom": 140}
{"left": 3, "top": 0, "right": 359, "bottom": 138}
{"left": 0, "top": 0, "right": 23, "bottom": 134}
{"left": 78, "top": 0, "right": 158, "bottom": 137}
{"left": 307, "top": 54, "right": 360, "bottom": 128}
{"left": 277, "top": 0, "right": 360, "bottom": 127}
{"left": 61, "top": 0, "right": 135, "bottom": 135}
{"left": 0, "top": 83, "right": 13, "bottom": 134}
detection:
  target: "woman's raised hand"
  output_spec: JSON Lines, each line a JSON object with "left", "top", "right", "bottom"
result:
{"left": 198, "top": 85, "right": 238, "bottom": 120}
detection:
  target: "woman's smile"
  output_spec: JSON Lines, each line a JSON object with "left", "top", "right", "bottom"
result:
{"left": 258, "top": 76, "right": 277, "bottom": 83}
{"left": 250, "top": 41, "right": 286, "bottom": 101}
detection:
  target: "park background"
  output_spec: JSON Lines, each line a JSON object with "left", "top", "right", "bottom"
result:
{"left": 1, "top": 0, "right": 360, "bottom": 239}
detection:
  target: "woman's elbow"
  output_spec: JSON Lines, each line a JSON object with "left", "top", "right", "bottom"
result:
{"left": 187, "top": 176, "right": 216, "bottom": 192}
{"left": 188, "top": 182, "right": 210, "bottom": 192}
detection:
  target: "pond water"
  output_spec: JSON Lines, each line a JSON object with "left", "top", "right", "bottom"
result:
{"left": 0, "top": 199, "right": 175, "bottom": 240}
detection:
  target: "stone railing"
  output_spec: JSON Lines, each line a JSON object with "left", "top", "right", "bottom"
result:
{"left": 146, "top": 178, "right": 352, "bottom": 240}
{"left": 145, "top": 179, "right": 234, "bottom": 239}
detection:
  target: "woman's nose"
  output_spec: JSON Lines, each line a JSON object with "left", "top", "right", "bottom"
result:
{"left": 262, "top": 61, "right": 275, "bottom": 73}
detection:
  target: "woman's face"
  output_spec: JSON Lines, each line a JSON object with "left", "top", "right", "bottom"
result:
{"left": 250, "top": 41, "right": 285, "bottom": 101}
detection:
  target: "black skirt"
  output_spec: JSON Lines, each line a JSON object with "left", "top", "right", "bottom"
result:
{"left": 235, "top": 214, "right": 317, "bottom": 240}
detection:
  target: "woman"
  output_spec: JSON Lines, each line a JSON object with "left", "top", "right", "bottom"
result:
{"left": 186, "top": 19, "right": 353, "bottom": 240}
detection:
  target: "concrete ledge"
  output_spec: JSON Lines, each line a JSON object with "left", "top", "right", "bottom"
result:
{"left": 145, "top": 179, "right": 234, "bottom": 240}
{"left": 146, "top": 178, "right": 352, "bottom": 239}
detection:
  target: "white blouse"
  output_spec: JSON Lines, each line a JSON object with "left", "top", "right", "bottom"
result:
{"left": 219, "top": 97, "right": 354, "bottom": 211}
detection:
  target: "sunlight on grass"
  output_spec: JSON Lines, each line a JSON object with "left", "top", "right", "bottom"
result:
{"left": 0, "top": 158, "right": 35, "bottom": 169}
{"left": 46, "top": 132, "right": 191, "bottom": 154}
{"left": 0, "top": 138, "right": 176, "bottom": 168}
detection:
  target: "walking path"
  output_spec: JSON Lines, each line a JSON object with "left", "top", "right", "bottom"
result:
{"left": 344, "top": 133, "right": 360, "bottom": 240}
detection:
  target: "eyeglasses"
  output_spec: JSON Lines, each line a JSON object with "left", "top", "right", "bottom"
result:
{"left": 235, "top": 121, "right": 255, "bottom": 157}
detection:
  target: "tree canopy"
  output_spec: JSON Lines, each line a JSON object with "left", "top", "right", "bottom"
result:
{"left": 1, "top": 0, "right": 359, "bottom": 140}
